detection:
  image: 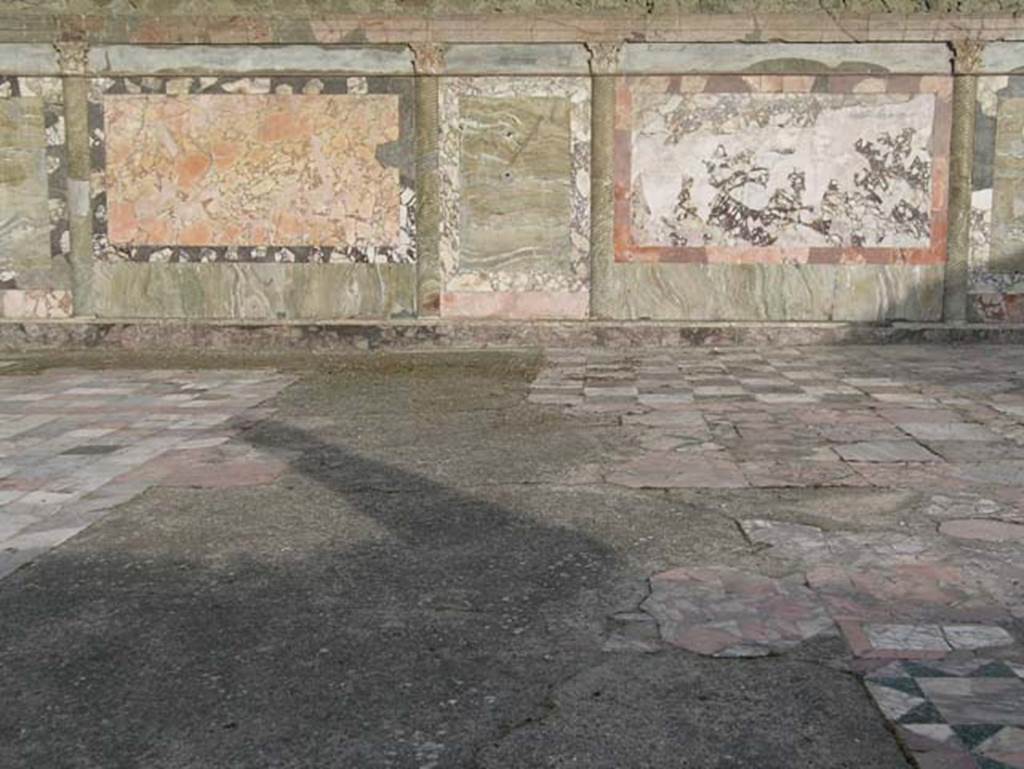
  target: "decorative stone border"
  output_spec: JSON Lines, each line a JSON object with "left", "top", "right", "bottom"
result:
{"left": 438, "top": 76, "right": 591, "bottom": 296}
{"left": 865, "top": 658, "right": 1024, "bottom": 769}
{"left": 0, "top": 75, "right": 72, "bottom": 319}
{"left": 0, "top": 76, "right": 71, "bottom": 286}
{"left": 613, "top": 74, "right": 953, "bottom": 267}
{"left": 87, "top": 75, "right": 416, "bottom": 265}
{"left": 968, "top": 75, "right": 1024, "bottom": 322}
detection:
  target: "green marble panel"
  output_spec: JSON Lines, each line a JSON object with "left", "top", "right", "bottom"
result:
{"left": 598, "top": 263, "right": 943, "bottom": 321}
{"left": 990, "top": 96, "right": 1024, "bottom": 273}
{"left": 459, "top": 95, "right": 572, "bottom": 277}
{"left": 599, "top": 264, "right": 836, "bottom": 321}
{"left": 833, "top": 265, "right": 944, "bottom": 322}
{"left": 0, "top": 97, "right": 50, "bottom": 287}
{"left": 93, "top": 263, "right": 416, "bottom": 320}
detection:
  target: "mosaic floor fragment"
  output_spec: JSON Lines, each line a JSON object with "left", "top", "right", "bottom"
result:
{"left": 866, "top": 659, "right": 1024, "bottom": 768}
{"left": 0, "top": 368, "right": 293, "bottom": 580}
{"left": 531, "top": 345, "right": 1024, "bottom": 760}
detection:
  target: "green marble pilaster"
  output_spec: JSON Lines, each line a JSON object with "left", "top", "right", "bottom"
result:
{"left": 944, "top": 43, "right": 981, "bottom": 323}
{"left": 587, "top": 43, "right": 620, "bottom": 320}
{"left": 59, "top": 43, "right": 93, "bottom": 316}
{"left": 413, "top": 47, "right": 442, "bottom": 317}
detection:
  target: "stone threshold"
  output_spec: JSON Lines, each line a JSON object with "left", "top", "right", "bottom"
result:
{"left": 3, "top": 319, "right": 1024, "bottom": 352}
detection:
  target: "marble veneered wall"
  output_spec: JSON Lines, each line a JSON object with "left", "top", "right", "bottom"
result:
{"left": 91, "top": 76, "right": 416, "bottom": 266}
{"left": 614, "top": 75, "right": 952, "bottom": 266}
{"left": 439, "top": 76, "right": 590, "bottom": 319}
{"left": 104, "top": 94, "right": 402, "bottom": 249}
{"left": 0, "top": 76, "right": 71, "bottom": 319}
{"left": 88, "top": 76, "right": 417, "bottom": 319}
{"left": 0, "top": 37, "right": 1003, "bottom": 326}
{"left": 599, "top": 74, "right": 952, "bottom": 322}
{"left": 969, "top": 76, "right": 1024, "bottom": 323}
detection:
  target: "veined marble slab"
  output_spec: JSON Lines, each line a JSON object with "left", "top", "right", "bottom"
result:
{"left": 981, "top": 43, "right": 1024, "bottom": 75}
{"left": 614, "top": 75, "right": 952, "bottom": 266}
{"left": 460, "top": 96, "right": 573, "bottom": 277}
{"left": 88, "top": 45, "right": 415, "bottom": 76}
{"left": 990, "top": 97, "right": 1024, "bottom": 274}
{"left": 0, "top": 95, "right": 50, "bottom": 283}
{"left": 89, "top": 75, "right": 416, "bottom": 265}
{"left": 0, "top": 76, "right": 70, "bottom": 317}
{"left": 599, "top": 263, "right": 943, "bottom": 321}
{"left": 443, "top": 44, "right": 589, "bottom": 75}
{"left": 105, "top": 94, "right": 401, "bottom": 248}
{"left": 621, "top": 43, "right": 952, "bottom": 75}
{"left": 0, "top": 45, "right": 60, "bottom": 76}
{"left": 0, "top": 289, "right": 72, "bottom": 319}
{"left": 92, "top": 262, "right": 416, "bottom": 320}
{"left": 439, "top": 76, "right": 590, "bottom": 318}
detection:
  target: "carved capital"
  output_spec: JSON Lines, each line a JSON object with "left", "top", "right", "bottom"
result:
{"left": 951, "top": 38, "right": 985, "bottom": 75}
{"left": 54, "top": 40, "right": 88, "bottom": 76}
{"left": 586, "top": 42, "right": 623, "bottom": 75}
{"left": 410, "top": 43, "right": 446, "bottom": 75}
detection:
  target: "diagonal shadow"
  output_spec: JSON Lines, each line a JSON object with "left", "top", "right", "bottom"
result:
{"left": 0, "top": 387, "right": 917, "bottom": 769}
{"left": 0, "top": 416, "right": 624, "bottom": 768}
{"left": 241, "top": 417, "right": 622, "bottom": 604}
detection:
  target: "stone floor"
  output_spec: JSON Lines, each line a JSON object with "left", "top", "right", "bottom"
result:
{"left": 0, "top": 366, "right": 294, "bottom": 579}
{"left": 866, "top": 659, "right": 1024, "bottom": 769}
{"left": 1, "top": 345, "right": 1023, "bottom": 768}
{"left": 530, "top": 345, "right": 1024, "bottom": 769}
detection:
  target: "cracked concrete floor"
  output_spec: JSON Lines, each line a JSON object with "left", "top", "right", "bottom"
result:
{"left": 0, "top": 346, "right": 1022, "bottom": 768}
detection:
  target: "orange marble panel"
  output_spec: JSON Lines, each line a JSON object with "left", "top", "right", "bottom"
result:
{"left": 104, "top": 94, "right": 401, "bottom": 248}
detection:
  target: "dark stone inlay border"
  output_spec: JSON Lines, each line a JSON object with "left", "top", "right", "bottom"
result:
{"left": 87, "top": 75, "right": 417, "bottom": 265}
{"left": 0, "top": 75, "right": 71, "bottom": 289}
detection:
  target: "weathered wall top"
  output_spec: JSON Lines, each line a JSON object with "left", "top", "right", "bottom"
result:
{"left": 1, "top": 5, "right": 1024, "bottom": 45}
{"left": 1, "top": 0, "right": 1021, "bottom": 13}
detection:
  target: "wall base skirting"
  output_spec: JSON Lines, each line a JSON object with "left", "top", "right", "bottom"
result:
{"left": 3, "top": 319, "right": 1024, "bottom": 353}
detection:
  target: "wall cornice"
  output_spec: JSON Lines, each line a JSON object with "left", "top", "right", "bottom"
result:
{"left": 1, "top": 12, "right": 1024, "bottom": 46}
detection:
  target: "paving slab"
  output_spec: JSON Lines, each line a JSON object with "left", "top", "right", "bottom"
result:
{"left": 1, "top": 345, "right": 1023, "bottom": 768}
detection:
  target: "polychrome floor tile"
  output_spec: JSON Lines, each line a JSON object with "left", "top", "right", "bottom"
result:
{"left": 0, "top": 368, "right": 294, "bottom": 580}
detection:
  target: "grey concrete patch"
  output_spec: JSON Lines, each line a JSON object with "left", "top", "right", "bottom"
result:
{"left": 475, "top": 656, "right": 910, "bottom": 768}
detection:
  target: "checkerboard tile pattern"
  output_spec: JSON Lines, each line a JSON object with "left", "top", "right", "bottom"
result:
{"left": 533, "top": 345, "right": 1024, "bottom": 743}
{"left": 0, "top": 368, "right": 293, "bottom": 580}
{"left": 530, "top": 346, "right": 1024, "bottom": 491}
{"left": 532, "top": 347, "right": 1024, "bottom": 408}
{"left": 866, "top": 659, "right": 1024, "bottom": 769}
